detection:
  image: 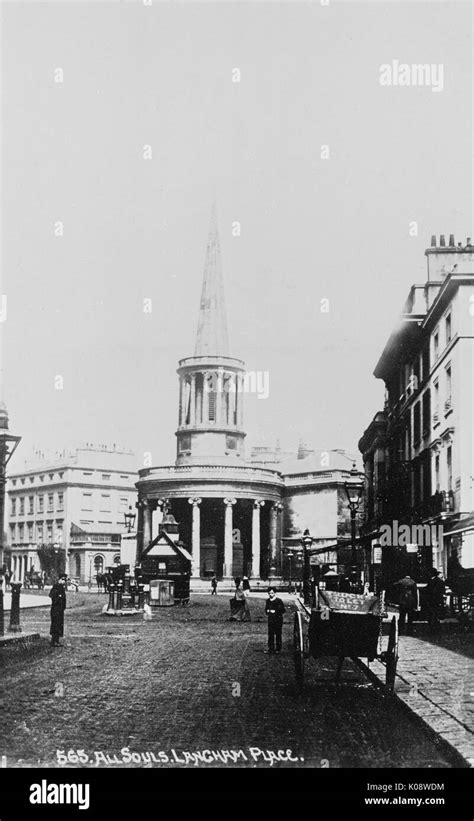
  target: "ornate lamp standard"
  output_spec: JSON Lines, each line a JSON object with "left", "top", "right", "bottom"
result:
{"left": 124, "top": 505, "right": 136, "bottom": 533}
{"left": 300, "top": 529, "right": 314, "bottom": 605}
{"left": 344, "top": 463, "right": 365, "bottom": 590}
{"left": 0, "top": 403, "right": 21, "bottom": 572}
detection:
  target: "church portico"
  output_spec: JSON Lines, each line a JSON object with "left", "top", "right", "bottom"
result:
{"left": 136, "top": 464, "right": 283, "bottom": 580}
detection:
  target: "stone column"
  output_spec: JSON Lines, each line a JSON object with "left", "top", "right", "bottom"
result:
{"left": 216, "top": 369, "right": 223, "bottom": 425}
{"left": 252, "top": 501, "right": 265, "bottom": 579}
{"left": 223, "top": 498, "right": 237, "bottom": 577}
{"left": 190, "top": 374, "right": 196, "bottom": 425}
{"left": 203, "top": 372, "right": 209, "bottom": 423}
{"left": 143, "top": 501, "right": 153, "bottom": 549}
{"left": 269, "top": 503, "right": 283, "bottom": 577}
{"left": 188, "top": 497, "right": 202, "bottom": 578}
{"left": 178, "top": 377, "right": 184, "bottom": 425}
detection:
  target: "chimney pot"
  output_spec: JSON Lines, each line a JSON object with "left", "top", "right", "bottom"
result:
{"left": 449, "top": 234, "right": 455, "bottom": 246}
{"left": 458, "top": 242, "right": 462, "bottom": 247}
{"left": 467, "top": 237, "right": 471, "bottom": 246}
{"left": 431, "top": 235, "right": 436, "bottom": 247}
{"left": 440, "top": 235, "right": 446, "bottom": 246}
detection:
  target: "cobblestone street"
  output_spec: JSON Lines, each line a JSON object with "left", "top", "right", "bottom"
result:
{"left": 1, "top": 592, "right": 462, "bottom": 769}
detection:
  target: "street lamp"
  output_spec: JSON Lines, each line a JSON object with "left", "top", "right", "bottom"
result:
{"left": 124, "top": 505, "right": 136, "bottom": 533}
{"left": 0, "top": 403, "right": 21, "bottom": 573}
{"left": 344, "top": 462, "right": 365, "bottom": 590}
{"left": 300, "top": 529, "right": 313, "bottom": 605}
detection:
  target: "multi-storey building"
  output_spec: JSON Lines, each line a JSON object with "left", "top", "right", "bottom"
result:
{"left": 359, "top": 234, "right": 474, "bottom": 588}
{"left": 6, "top": 445, "right": 138, "bottom": 583}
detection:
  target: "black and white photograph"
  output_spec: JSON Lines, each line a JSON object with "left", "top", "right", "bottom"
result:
{"left": 0, "top": 0, "right": 473, "bottom": 813}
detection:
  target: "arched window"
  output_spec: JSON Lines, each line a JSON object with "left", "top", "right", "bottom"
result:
{"left": 75, "top": 555, "right": 81, "bottom": 578}
{"left": 94, "top": 555, "right": 104, "bottom": 574}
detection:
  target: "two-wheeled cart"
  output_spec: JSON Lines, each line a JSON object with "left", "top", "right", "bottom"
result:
{"left": 293, "top": 589, "right": 398, "bottom": 691}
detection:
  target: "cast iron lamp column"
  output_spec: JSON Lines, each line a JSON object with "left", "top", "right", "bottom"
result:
{"left": 344, "top": 463, "right": 365, "bottom": 591}
{"left": 300, "top": 529, "right": 313, "bottom": 606}
{"left": 0, "top": 403, "right": 21, "bottom": 637}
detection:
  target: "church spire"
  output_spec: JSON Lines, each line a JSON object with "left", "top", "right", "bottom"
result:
{"left": 194, "top": 202, "right": 229, "bottom": 357}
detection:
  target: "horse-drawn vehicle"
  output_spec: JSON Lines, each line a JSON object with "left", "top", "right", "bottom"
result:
{"left": 293, "top": 588, "right": 399, "bottom": 691}
{"left": 23, "top": 570, "right": 45, "bottom": 590}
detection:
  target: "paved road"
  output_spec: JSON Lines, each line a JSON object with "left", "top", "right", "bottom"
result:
{"left": 1, "top": 593, "right": 460, "bottom": 768}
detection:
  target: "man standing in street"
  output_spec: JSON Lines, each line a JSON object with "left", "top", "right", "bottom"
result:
{"left": 426, "top": 569, "right": 446, "bottom": 633}
{"left": 49, "top": 575, "right": 67, "bottom": 647}
{"left": 264, "top": 587, "right": 285, "bottom": 654}
{"left": 394, "top": 574, "right": 417, "bottom": 636}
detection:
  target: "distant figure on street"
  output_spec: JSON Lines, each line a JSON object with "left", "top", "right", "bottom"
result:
{"left": 394, "top": 574, "right": 417, "bottom": 635}
{"left": 242, "top": 576, "right": 250, "bottom": 597}
{"left": 210, "top": 576, "right": 217, "bottom": 596}
{"left": 426, "top": 569, "right": 446, "bottom": 633}
{"left": 229, "top": 578, "right": 251, "bottom": 621}
{"left": 264, "top": 587, "right": 285, "bottom": 654}
{"left": 49, "top": 576, "right": 67, "bottom": 647}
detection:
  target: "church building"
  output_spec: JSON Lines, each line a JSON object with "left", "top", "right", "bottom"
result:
{"left": 135, "top": 208, "right": 359, "bottom": 583}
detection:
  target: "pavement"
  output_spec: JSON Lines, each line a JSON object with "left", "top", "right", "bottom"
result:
{"left": 366, "top": 628, "right": 474, "bottom": 767}
{"left": 1, "top": 589, "right": 473, "bottom": 767}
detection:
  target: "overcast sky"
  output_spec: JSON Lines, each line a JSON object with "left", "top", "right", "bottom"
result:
{"left": 1, "top": 0, "right": 472, "bottom": 474}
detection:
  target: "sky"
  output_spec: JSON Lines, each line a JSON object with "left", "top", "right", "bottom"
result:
{"left": 1, "top": 0, "right": 472, "bottom": 474}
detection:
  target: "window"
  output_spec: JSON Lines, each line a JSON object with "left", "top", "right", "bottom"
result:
{"left": 83, "top": 471, "right": 93, "bottom": 477}
{"left": 12, "top": 479, "right": 16, "bottom": 487}
{"left": 19, "top": 497, "right": 25, "bottom": 515}
{"left": 28, "top": 496, "right": 34, "bottom": 514}
{"left": 10, "top": 525, "right": 16, "bottom": 544}
{"left": 38, "top": 495, "right": 44, "bottom": 513}
{"left": 82, "top": 492, "right": 93, "bottom": 511}
{"left": 46, "top": 523, "right": 53, "bottom": 542}
{"left": 445, "top": 314, "right": 451, "bottom": 345}
{"left": 18, "top": 524, "right": 24, "bottom": 542}
{"left": 28, "top": 524, "right": 34, "bottom": 542}
{"left": 447, "top": 446, "right": 452, "bottom": 493}
{"left": 39, "top": 475, "right": 44, "bottom": 482}
{"left": 445, "top": 365, "right": 452, "bottom": 410}
{"left": 100, "top": 494, "right": 111, "bottom": 512}
{"left": 102, "top": 474, "right": 111, "bottom": 480}
{"left": 433, "top": 381, "right": 439, "bottom": 422}
{"left": 435, "top": 454, "right": 440, "bottom": 492}
{"left": 58, "top": 492, "right": 64, "bottom": 511}
{"left": 433, "top": 331, "right": 439, "bottom": 360}
{"left": 422, "top": 390, "right": 431, "bottom": 437}
{"left": 37, "top": 524, "right": 43, "bottom": 543}
{"left": 120, "top": 475, "right": 128, "bottom": 479}
{"left": 49, "top": 474, "right": 54, "bottom": 481}
{"left": 413, "top": 402, "right": 421, "bottom": 446}
{"left": 94, "top": 555, "right": 104, "bottom": 574}
{"left": 47, "top": 494, "right": 54, "bottom": 512}
{"left": 11, "top": 498, "right": 16, "bottom": 516}
{"left": 208, "top": 391, "right": 216, "bottom": 421}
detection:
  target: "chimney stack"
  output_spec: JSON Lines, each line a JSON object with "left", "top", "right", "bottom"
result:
{"left": 449, "top": 234, "right": 455, "bottom": 246}
{"left": 431, "top": 235, "right": 436, "bottom": 247}
{"left": 466, "top": 237, "right": 471, "bottom": 246}
{"left": 440, "top": 235, "right": 446, "bottom": 246}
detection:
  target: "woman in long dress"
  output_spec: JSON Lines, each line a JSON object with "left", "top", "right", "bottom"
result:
{"left": 229, "top": 578, "right": 251, "bottom": 622}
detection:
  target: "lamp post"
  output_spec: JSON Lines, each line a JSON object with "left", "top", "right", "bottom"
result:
{"left": 124, "top": 505, "right": 136, "bottom": 533}
{"left": 344, "top": 462, "right": 365, "bottom": 591}
{"left": 0, "top": 403, "right": 21, "bottom": 603}
{"left": 300, "top": 529, "right": 313, "bottom": 606}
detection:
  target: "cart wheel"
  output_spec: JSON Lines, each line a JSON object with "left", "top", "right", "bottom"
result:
{"left": 293, "top": 612, "right": 305, "bottom": 688}
{"left": 385, "top": 616, "right": 399, "bottom": 691}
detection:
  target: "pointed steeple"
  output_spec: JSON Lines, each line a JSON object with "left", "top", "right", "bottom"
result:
{"left": 194, "top": 203, "right": 229, "bottom": 357}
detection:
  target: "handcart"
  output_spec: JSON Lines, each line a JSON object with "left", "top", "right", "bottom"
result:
{"left": 293, "top": 588, "right": 398, "bottom": 691}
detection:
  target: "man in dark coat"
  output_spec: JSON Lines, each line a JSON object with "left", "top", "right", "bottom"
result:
{"left": 264, "top": 587, "right": 285, "bottom": 654}
{"left": 394, "top": 575, "right": 417, "bottom": 635}
{"left": 426, "top": 569, "right": 446, "bottom": 632}
{"left": 49, "top": 576, "right": 67, "bottom": 647}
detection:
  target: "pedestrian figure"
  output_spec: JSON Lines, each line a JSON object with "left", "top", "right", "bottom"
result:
{"left": 242, "top": 576, "right": 250, "bottom": 597}
{"left": 210, "top": 576, "right": 217, "bottom": 596}
{"left": 426, "top": 569, "right": 446, "bottom": 633}
{"left": 49, "top": 576, "right": 67, "bottom": 647}
{"left": 264, "top": 586, "right": 285, "bottom": 654}
{"left": 229, "top": 578, "right": 251, "bottom": 621}
{"left": 394, "top": 575, "right": 417, "bottom": 635}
